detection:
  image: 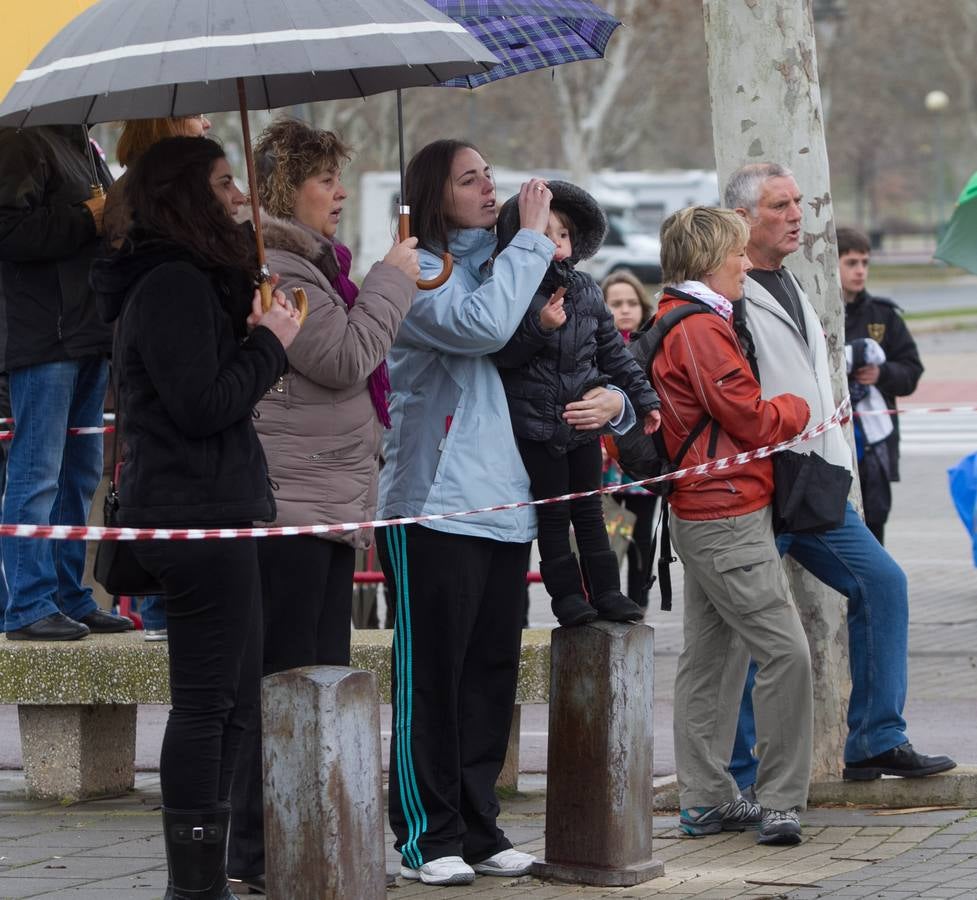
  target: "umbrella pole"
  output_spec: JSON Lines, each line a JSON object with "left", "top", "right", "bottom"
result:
{"left": 236, "top": 78, "right": 307, "bottom": 323}
{"left": 237, "top": 79, "right": 271, "bottom": 304}
{"left": 82, "top": 125, "right": 104, "bottom": 199}
{"left": 396, "top": 89, "right": 453, "bottom": 290}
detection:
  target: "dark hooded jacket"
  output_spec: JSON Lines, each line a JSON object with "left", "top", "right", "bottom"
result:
{"left": 0, "top": 125, "right": 114, "bottom": 371}
{"left": 89, "top": 231, "right": 287, "bottom": 526}
{"left": 493, "top": 181, "right": 659, "bottom": 455}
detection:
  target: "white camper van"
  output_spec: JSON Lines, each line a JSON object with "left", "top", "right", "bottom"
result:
{"left": 355, "top": 169, "right": 718, "bottom": 284}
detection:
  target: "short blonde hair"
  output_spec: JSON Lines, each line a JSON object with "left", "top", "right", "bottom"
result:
{"left": 254, "top": 118, "right": 351, "bottom": 219}
{"left": 600, "top": 269, "right": 654, "bottom": 325}
{"left": 660, "top": 206, "right": 750, "bottom": 285}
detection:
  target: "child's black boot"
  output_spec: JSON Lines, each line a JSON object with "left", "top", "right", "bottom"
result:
{"left": 583, "top": 550, "right": 644, "bottom": 623}
{"left": 540, "top": 554, "right": 598, "bottom": 627}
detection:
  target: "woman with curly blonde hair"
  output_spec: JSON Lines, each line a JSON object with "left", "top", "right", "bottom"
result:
{"left": 226, "top": 118, "right": 419, "bottom": 894}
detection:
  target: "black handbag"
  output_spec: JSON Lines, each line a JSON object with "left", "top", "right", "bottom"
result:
{"left": 772, "top": 449, "right": 852, "bottom": 535}
{"left": 93, "top": 368, "right": 163, "bottom": 597}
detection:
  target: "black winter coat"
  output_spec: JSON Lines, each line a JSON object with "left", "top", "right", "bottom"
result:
{"left": 0, "top": 126, "right": 114, "bottom": 371}
{"left": 90, "top": 235, "right": 287, "bottom": 526}
{"left": 845, "top": 290, "right": 923, "bottom": 482}
{"left": 495, "top": 265, "right": 660, "bottom": 455}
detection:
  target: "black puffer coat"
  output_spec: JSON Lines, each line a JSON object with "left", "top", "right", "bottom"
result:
{"left": 90, "top": 233, "right": 287, "bottom": 526}
{"left": 494, "top": 181, "right": 659, "bottom": 455}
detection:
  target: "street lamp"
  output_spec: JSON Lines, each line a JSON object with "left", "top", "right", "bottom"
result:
{"left": 925, "top": 89, "right": 950, "bottom": 232}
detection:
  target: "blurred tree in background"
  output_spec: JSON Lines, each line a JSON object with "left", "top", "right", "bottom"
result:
{"left": 88, "top": 0, "right": 977, "bottom": 257}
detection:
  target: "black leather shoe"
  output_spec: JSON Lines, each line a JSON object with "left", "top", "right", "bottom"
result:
{"left": 5, "top": 611, "right": 90, "bottom": 641}
{"left": 77, "top": 608, "right": 135, "bottom": 633}
{"left": 843, "top": 742, "right": 957, "bottom": 781}
{"left": 228, "top": 873, "right": 265, "bottom": 895}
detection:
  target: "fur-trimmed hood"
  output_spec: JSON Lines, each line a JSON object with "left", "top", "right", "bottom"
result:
{"left": 495, "top": 180, "right": 607, "bottom": 264}
{"left": 260, "top": 212, "right": 340, "bottom": 282}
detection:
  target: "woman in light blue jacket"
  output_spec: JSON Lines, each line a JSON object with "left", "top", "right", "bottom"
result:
{"left": 377, "top": 139, "right": 634, "bottom": 887}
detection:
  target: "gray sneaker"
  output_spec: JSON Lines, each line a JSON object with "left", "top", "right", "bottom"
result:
{"left": 757, "top": 807, "right": 802, "bottom": 845}
{"left": 143, "top": 628, "right": 168, "bottom": 642}
{"left": 680, "top": 795, "right": 762, "bottom": 836}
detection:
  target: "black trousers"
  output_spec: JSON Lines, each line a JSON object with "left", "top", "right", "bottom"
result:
{"left": 516, "top": 437, "right": 611, "bottom": 562}
{"left": 227, "top": 535, "right": 355, "bottom": 878}
{"left": 377, "top": 524, "right": 530, "bottom": 866}
{"left": 132, "top": 535, "right": 261, "bottom": 812}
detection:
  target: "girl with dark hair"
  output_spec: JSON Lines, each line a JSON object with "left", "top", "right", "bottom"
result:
{"left": 91, "top": 135, "right": 301, "bottom": 900}
{"left": 226, "top": 117, "right": 419, "bottom": 894}
{"left": 376, "top": 139, "right": 636, "bottom": 887}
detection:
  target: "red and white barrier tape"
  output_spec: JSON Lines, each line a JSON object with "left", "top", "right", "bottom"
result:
{"left": 0, "top": 399, "right": 852, "bottom": 542}
{"left": 0, "top": 426, "right": 114, "bottom": 441}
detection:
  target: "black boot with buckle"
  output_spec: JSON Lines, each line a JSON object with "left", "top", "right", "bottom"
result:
{"left": 540, "top": 554, "right": 598, "bottom": 627}
{"left": 162, "top": 804, "right": 238, "bottom": 899}
{"left": 583, "top": 550, "right": 644, "bottom": 623}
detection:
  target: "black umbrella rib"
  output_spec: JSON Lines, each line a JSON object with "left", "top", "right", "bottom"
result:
{"left": 349, "top": 68, "right": 366, "bottom": 100}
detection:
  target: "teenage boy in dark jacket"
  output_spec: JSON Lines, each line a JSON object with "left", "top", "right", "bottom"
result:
{"left": 0, "top": 125, "right": 131, "bottom": 641}
{"left": 838, "top": 227, "right": 923, "bottom": 544}
{"left": 494, "top": 181, "right": 661, "bottom": 627}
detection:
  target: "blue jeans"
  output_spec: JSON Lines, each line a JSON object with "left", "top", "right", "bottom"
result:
{"left": 138, "top": 594, "right": 167, "bottom": 631}
{"left": 1, "top": 358, "right": 108, "bottom": 631}
{"left": 731, "top": 502, "right": 909, "bottom": 775}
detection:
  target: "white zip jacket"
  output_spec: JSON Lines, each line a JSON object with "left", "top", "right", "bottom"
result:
{"left": 743, "top": 271, "right": 854, "bottom": 475}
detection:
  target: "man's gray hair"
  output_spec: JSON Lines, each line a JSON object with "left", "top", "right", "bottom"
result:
{"left": 724, "top": 163, "right": 794, "bottom": 216}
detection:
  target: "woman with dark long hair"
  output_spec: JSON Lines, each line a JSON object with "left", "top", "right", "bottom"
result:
{"left": 377, "top": 139, "right": 635, "bottom": 887}
{"left": 91, "top": 136, "right": 300, "bottom": 900}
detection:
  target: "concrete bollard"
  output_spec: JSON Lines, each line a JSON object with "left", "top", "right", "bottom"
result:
{"left": 531, "top": 621, "right": 664, "bottom": 886}
{"left": 262, "top": 666, "right": 386, "bottom": 900}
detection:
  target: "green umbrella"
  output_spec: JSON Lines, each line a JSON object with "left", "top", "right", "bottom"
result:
{"left": 934, "top": 171, "right": 977, "bottom": 272}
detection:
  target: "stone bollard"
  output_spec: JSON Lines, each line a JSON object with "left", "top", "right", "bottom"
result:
{"left": 262, "top": 666, "right": 386, "bottom": 900}
{"left": 531, "top": 621, "right": 664, "bottom": 886}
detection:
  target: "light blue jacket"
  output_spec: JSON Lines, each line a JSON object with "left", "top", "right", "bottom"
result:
{"left": 379, "top": 226, "right": 634, "bottom": 543}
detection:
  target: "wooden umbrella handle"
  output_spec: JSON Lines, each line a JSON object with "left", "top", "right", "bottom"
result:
{"left": 399, "top": 211, "right": 453, "bottom": 290}
{"left": 259, "top": 281, "right": 308, "bottom": 326}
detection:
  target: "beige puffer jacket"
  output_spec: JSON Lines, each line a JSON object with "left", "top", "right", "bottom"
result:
{"left": 257, "top": 215, "right": 414, "bottom": 547}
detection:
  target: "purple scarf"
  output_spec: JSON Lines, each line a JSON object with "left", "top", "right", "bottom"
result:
{"left": 329, "top": 241, "right": 392, "bottom": 428}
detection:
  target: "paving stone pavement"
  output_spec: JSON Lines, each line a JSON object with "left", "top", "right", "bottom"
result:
{"left": 1, "top": 772, "right": 975, "bottom": 899}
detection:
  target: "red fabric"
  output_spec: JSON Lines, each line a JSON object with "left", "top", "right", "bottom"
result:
{"left": 651, "top": 292, "right": 810, "bottom": 520}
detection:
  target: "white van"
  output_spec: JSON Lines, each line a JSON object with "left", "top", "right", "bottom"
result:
{"left": 355, "top": 169, "right": 718, "bottom": 284}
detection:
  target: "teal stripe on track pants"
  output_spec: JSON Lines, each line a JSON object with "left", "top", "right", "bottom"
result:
{"left": 377, "top": 523, "right": 531, "bottom": 865}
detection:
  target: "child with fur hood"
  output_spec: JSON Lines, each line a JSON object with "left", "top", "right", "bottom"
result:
{"left": 494, "top": 181, "right": 661, "bottom": 627}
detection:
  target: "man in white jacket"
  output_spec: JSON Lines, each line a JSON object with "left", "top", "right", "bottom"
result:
{"left": 724, "top": 162, "right": 954, "bottom": 789}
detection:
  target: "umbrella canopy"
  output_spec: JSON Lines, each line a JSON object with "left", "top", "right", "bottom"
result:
{"left": 0, "top": 0, "right": 499, "bottom": 127}
{"left": 425, "top": 0, "right": 620, "bottom": 88}
{"left": 934, "top": 171, "right": 977, "bottom": 274}
{"left": 0, "top": 0, "right": 99, "bottom": 103}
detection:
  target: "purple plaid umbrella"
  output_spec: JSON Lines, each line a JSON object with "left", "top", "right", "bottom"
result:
{"left": 427, "top": 0, "right": 621, "bottom": 88}
{"left": 396, "top": 0, "right": 621, "bottom": 287}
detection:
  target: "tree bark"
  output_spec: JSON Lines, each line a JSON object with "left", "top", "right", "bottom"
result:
{"left": 702, "top": 0, "right": 852, "bottom": 781}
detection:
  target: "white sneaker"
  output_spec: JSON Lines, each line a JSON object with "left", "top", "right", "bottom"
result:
{"left": 143, "top": 628, "right": 168, "bottom": 642}
{"left": 399, "top": 855, "right": 475, "bottom": 885}
{"left": 471, "top": 848, "right": 536, "bottom": 876}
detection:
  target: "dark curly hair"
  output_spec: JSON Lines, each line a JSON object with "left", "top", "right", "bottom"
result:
{"left": 126, "top": 136, "right": 256, "bottom": 273}
{"left": 253, "top": 118, "right": 351, "bottom": 218}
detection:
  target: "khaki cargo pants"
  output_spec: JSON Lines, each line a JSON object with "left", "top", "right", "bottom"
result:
{"left": 671, "top": 504, "right": 813, "bottom": 812}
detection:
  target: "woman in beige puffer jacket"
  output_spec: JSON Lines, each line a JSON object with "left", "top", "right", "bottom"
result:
{"left": 227, "top": 118, "right": 418, "bottom": 892}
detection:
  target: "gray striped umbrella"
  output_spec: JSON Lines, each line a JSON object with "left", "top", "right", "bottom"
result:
{"left": 0, "top": 0, "right": 498, "bottom": 126}
{"left": 0, "top": 0, "right": 498, "bottom": 296}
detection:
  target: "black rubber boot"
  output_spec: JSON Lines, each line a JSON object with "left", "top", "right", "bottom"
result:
{"left": 162, "top": 804, "right": 238, "bottom": 899}
{"left": 539, "top": 554, "right": 598, "bottom": 627}
{"left": 583, "top": 551, "right": 644, "bottom": 623}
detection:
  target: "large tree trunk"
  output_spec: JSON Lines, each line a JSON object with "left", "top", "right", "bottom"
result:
{"left": 702, "top": 0, "right": 852, "bottom": 782}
